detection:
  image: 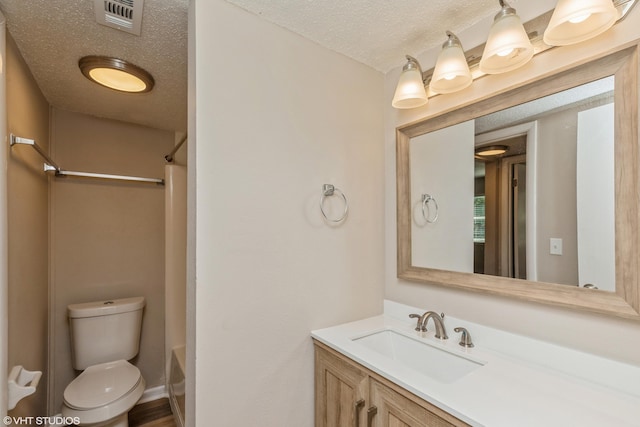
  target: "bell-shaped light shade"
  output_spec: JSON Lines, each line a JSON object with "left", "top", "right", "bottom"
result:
{"left": 543, "top": 0, "right": 619, "bottom": 46}
{"left": 480, "top": 6, "right": 534, "bottom": 74}
{"left": 392, "top": 56, "right": 428, "bottom": 109}
{"left": 430, "top": 32, "right": 472, "bottom": 94}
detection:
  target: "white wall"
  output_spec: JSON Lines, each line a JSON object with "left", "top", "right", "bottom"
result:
{"left": 385, "top": 5, "right": 640, "bottom": 366}
{"left": 191, "top": 1, "right": 385, "bottom": 425}
{"left": 165, "top": 165, "right": 187, "bottom": 381}
{"left": 576, "top": 104, "right": 615, "bottom": 291}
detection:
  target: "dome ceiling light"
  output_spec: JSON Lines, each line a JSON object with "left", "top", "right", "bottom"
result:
{"left": 475, "top": 145, "right": 509, "bottom": 157}
{"left": 79, "top": 56, "right": 154, "bottom": 93}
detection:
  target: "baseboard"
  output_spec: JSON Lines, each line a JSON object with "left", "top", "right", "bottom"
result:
{"left": 137, "top": 384, "right": 169, "bottom": 404}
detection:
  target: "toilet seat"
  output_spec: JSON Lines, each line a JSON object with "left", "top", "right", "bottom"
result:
{"left": 62, "top": 360, "right": 145, "bottom": 425}
{"left": 64, "top": 360, "right": 141, "bottom": 409}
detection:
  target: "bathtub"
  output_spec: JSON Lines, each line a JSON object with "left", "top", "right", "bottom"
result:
{"left": 169, "top": 345, "right": 185, "bottom": 427}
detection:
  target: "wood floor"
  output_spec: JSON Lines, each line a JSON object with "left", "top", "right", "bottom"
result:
{"left": 128, "top": 398, "right": 176, "bottom": 427}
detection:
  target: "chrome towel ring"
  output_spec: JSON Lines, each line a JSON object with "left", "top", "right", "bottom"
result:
{"left": 421, "top": 194, "right": 439, "bottom": 223}
{"left": 320, "top": 184, "right": 348, "bottom": 223}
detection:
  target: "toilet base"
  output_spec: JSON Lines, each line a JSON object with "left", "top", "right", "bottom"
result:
{"left": 79, "top": 413, "right": 128, "bottom": 427}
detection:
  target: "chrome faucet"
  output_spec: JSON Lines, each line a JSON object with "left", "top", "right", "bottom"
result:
{"left": 419, "top": 311, "right": 448, "bottom": 339}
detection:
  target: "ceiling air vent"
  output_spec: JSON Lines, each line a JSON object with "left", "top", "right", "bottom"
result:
{"left": 94, "top": 0, "right": 144, "bottom": 36}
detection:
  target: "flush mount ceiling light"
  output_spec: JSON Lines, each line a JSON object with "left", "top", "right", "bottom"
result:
{"left": 480, "top": 0, "right": 534, "bottom": 74}
{"left": 79, "top": 56, "right": 154, "bottom": 93}
{"left": 475, "top": 145, "right": 509, "bottom": 157}
{"left": 430, "top": 31, "right": 472, "bottom": 95}
{"left": 392, "top": 55, "right": 428, "bottom": 109}
{"left": 543, "top": 0, "right": 619, "bottom": 46}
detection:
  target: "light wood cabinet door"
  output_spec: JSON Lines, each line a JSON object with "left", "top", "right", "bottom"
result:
{"left": 369, "top": 378, "right": 457, "bottom": 427}
{"left": 315, "top": 344, "right": 369, "bottom": 427}
{"left": 314, "top": 341, "right": 469, "bottom": 427}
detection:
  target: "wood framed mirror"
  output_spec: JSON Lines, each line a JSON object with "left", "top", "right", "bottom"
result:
{"left": 397, "top": 44, "right": 640, "bottom": 321}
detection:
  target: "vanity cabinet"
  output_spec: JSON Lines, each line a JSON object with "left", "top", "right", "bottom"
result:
{"left": 315, "top": 340, "right": 369, "bottom": 426}
{"left": 314, "top": 341, "right": 469, "bottom": 427}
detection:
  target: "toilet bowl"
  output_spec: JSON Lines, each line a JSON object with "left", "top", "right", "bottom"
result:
{"left": 63, "top": 297, "right": 146, "bottom": 427}
{"left": 62, "top": 360, "right": 146, "bottom": 427}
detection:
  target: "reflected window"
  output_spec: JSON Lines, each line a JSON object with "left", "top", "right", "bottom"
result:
{"left": 473, "top": 196, "right": 486, "bottom": 243}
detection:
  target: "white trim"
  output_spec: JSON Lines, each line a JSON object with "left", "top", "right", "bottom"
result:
{"left": 169, "top": 389, "right": 185, "bottom": 427}
{"left": 137, "top": 385, "right": 168, "bottom": 404}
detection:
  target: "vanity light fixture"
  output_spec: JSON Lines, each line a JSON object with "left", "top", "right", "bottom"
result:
{"left": 475, "top": 145, "right": 509, "bottom": 157}
{"left": 479, "top": 0, "right": 534, "bottom": 74}
{"left": 543, "top": 0, "right": 619, "bottom": 46}
{"left": 391, "top": 0, "right": 636, "bottom": 109}
{"left": 430, "top": 31, "right": 472, "bottom": 94}
{"left": 79, "top": 56, "right": 154, "bottom": 93}
{"left": 391, "top": 55, "right": 429, "bottom": 109}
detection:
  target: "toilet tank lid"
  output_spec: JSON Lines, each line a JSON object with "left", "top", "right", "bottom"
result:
{"left": 68, "top": 297, "right": 145, "bottom": 318}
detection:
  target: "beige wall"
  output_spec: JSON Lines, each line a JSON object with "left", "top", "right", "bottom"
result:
{"left": 6, "top": 33, "right": 49, "bottom": 417}
{"left": 49, "top": 109, "right": 173, "bottom": 412}
{"left": 410, "top": 121, "right": 475, "bottom": 272}
{"left": 533, "top": 97, "right": 614, "bottom": 285}
{"left": 190, "top": 1, "right": 385, "bottom": 425}
{"left": 385, "top": 4, "right": 640, "bottom": 366}
{"left": 535, "top": 107, "right": 579, "bottom": 284}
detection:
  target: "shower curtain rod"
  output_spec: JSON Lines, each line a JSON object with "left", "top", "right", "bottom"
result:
{"left": 164, "top": 134, "right": 187, "bottom": 163}
{"left": 10, "top": 134, "right": 165, "bottom": 185}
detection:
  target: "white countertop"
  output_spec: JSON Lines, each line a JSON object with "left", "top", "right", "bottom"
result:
{"left": 311, "top": 301, "right": 640, "bottom": 427}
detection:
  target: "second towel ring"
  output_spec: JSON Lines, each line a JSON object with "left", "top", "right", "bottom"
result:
{"left": 320, "top": 184, "right": 348, "bottom": 223}
{"left": 421, "top": 194, "right": 439, "bottom": 223}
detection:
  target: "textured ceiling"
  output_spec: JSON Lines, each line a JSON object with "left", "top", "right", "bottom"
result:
{"left": 0, "top": 0, "right": 188, "bottom": 132}
{"left": 475, "top": 76, "right": 615, "bottom": 135}
{"left": 224, "top": 0, "right": 500, "bottom": 72}
{"left": 0, "top": 0, "right": 544, "bottom": 133}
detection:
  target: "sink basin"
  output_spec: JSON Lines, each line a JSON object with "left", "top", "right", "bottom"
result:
{"left": 352, "top": 329, "right": 484, "bottom": 383}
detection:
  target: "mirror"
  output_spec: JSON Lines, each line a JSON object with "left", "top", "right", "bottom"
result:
{"left": 397, "top": 46, "right": 640, "bottom": 321}
{"left": 410, "top": 76, "right": 615, "bottom": 290}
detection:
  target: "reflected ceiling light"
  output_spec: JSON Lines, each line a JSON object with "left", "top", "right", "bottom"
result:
{"left": 543, "top": 0, "right": 619, "bottom": 46}
{"left": 392, "top": 55, "right": 428, "bottom": 109}
{"left": 475, "top": 145, "right": 509, "bottom": 157}
{"left": 430, "top": 31, "right": 472, "bottom": 94}
{"left": 479, "top": 0, "right": 534, "bottom": 74}
{"left": 79, "top": 56, "right": 154, "bottom": 93}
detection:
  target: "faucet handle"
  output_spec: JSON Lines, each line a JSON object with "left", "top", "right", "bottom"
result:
{"left": 454, "top": 327, "right": 474, "bottom": 348}
{"left": 408, "top": 314, "right": 422, "bottom": 331}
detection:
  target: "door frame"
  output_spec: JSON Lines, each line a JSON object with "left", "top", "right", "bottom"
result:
{"left": 475, "top": 121, "right": 538, "bottom": 281}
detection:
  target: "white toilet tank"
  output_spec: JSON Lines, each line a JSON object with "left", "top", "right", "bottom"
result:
{"left": 68, "top": 296, "right": 145, "bottom": 370}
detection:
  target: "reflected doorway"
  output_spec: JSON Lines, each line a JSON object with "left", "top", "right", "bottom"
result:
{"left": 474, "top": 135, "right": 527, "bottom": 279}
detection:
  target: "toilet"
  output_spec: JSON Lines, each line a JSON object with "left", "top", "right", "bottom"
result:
{"left": 62, "top": 297, "right": 146, "bottom": 427}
